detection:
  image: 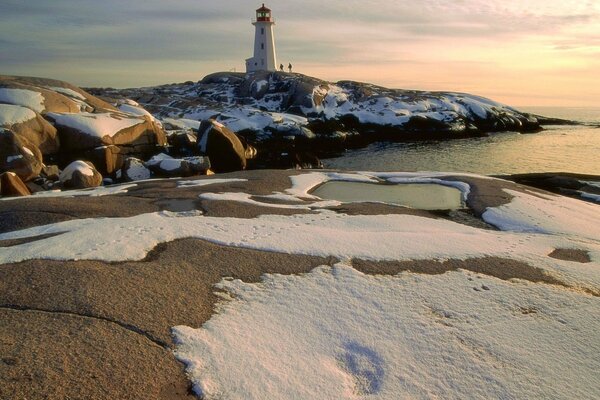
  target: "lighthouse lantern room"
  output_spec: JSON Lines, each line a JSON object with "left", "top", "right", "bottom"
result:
{"left": 245, "top": 4, "right": 278, "bottom": 72}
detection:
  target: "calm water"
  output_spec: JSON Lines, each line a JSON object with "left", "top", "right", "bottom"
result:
{"left": 324, "top": 107, "right": 600, "bottom": 175}
{"left": 311, "top": 182, "right": 463, "bottom": 210}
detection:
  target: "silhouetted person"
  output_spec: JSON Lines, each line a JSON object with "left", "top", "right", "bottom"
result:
{"left": 288, "top": 63, "right": 293, "bottom": 73}
{"left": 280, "top": 63, "right": 284, "bottom": 71}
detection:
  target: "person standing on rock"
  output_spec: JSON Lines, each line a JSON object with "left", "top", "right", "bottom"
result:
{"left": 280, "top": 63, "right": 284, "bottom": 71}
{"left": 288, "top": 63, "right": 293, "bottom": 73}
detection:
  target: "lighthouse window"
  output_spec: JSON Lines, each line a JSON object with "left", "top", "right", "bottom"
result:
{"left": 261, "top": 43, "right": 264, "bottom": 50}
{"left": 261, "top": 27, "right": 264, "bottom": 35}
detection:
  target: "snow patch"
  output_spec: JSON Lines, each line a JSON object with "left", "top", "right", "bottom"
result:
{"left": 59, "top": 161, "right": 95, "bottom": 182}
{"left": 173, "top": 264, "right": 600, "bottom": 399}
{"left": 177, "top": 178, "right": 248, "bottom": 188}
{"left": 0, "top": 88, "right": 45, "bottom": 113}
{"left": 46, "top": 86, "right": 86, "bottom": 100}
{"left": 0, "top": 104, "right": 37, "bottom": 125}
{"left": 46, "top": 112, "right": 144, "bottom": 138}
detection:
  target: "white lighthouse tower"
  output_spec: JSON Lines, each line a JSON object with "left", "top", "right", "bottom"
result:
{"left": 245, "top": 4, "right": 278, "bottom": 72}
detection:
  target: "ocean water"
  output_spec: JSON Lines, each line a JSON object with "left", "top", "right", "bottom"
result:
{"left": 324, "top": 107, "right": 600, "bottom": 175}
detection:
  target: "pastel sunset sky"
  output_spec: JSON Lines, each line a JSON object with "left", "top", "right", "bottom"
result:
{"left": 1, "top": 0, "right": 598, "bottom": 106}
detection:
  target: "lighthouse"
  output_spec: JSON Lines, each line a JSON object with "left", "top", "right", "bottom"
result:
{"left": 245, "top": 4, "right": 278, "bottom": 72}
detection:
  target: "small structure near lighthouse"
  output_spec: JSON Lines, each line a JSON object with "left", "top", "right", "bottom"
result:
{"left": 245, "top": 4, "right": 278, "bottom": 72}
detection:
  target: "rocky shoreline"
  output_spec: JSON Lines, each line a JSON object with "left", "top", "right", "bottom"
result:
{"left": 2, "top": 72, "right": 584, "bottom": 199}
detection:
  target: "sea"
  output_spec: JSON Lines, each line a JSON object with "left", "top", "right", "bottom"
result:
{"left": 323, "top": 107, "right": 600, "bottom": 175}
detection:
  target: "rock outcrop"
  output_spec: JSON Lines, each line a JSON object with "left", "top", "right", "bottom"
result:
{"left": 0, "top": 129, "right": 43, "bottom": 182}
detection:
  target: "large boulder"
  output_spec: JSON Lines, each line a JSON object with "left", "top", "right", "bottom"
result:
{"left": 0, "top": 129, "right": 43, "bottom": 182}
{"left": 46, "top": 111, "right": 167, "bottom": 155}
{"left": 59, "top": 160, "right": 103, "bottom": 189}
{"left": 0, "top": 172, "right": 31, "bottom": 197}
{"left": 197, "top": 119, "right": 246, "bottom": 172}
{"left": 0, "top": 104, "right": 60, "bottom": 154}
{"left": 84, "top": 145, "right": 124, "bottom": 175}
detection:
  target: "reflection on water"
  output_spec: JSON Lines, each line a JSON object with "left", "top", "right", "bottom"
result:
{"left": 311, "top": 182, "right": 464, "bottom": 210}
{"left": 325, "top": 126, "right": 600, "bottom": 175}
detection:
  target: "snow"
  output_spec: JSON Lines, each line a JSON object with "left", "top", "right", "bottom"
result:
{"left": 2, "top": 170, "right": 600, "bottom": 398}
{"left": 124, "top": 159, "right": 151, "bottom": 181}
{"left": 59, "top": 161, "right": 95, "bottom": 182}
{"left": 46, "top": 86, "right": 86, "bottom": 100}
{"left": 482, "top": 189, "right": 600, "bottom": 242}
{"left": 173, "top": 263, "right": 600, "bottom": 400}
{"left": 0, "top": 104, "right": 37, "bottom": 125}
{"left": 6, "top": 155, "right": 23, "bottom": 163}
{"left": 177, "top": 178, "right": 248, "bottom": 188}
{"left": 118, "top": 103, "right": 154, "bottom": 119}
{"left": 162, "top": 118, "right": 201, "bottom": 131}
{"left": 46, "top": 112, "right": 144, "bottom": 138}
{"left": 159, "top": 159, "right": 183, "bottom": 171}
{"left": 0, "top": 88, "right": 45, "bottom": 113}
{"left": 0, "top": 183, "right": 136, "bottom": 201}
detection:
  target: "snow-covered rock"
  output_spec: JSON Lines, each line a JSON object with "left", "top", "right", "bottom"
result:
{"left": 0, "top": 104, "right": 60, "bottom": 155}
{"left": 46, "top": 111, "right": 166, "bottom": 153}
{"left": 121, "top": 157, "right": 151, "bottom": 182}
{"left": 59, "top": 160, "right": 102, "bottom": 189}
{"left": 92, "top": 71, "right": 540, "bottom": 146}
{"left": 145, "top": 153, "right": 210, "bottom": 178}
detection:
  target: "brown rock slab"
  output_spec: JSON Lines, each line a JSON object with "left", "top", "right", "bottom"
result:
{"left": 0, "top": 309, "right": 194, "bottom": 400}
{"left": 197, "top": 119, "right": 246, "bottom": 172}
{"left": 0, "top": 172, "right": 31, "bottom": 197}
{"left": 85, "top": 145, "right": 124, "bottom": 175}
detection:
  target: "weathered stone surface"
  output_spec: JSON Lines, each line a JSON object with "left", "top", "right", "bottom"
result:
{"left": 0, "top": 171, "right": 31, "bottom": 197}
{"left": 59, "top": 160, "right": 103, "bottom": 189}
{"left": 85, "top": 145, "right": 124, "bottom": 175}
{"left": 197, "top": 119, "right": 246, "bottom": 172}
{"left": 0, "top": 129, "right": 43, "bottom": 182}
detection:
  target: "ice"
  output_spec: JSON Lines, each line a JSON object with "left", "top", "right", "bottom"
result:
{"left": 0, "top": 104, "right": 37, "bottom": 125}
{"left": 0, "top": 88, "right": 45, "bottom": 113}
{"left": 173, "top": 264, "right": 600, "bottom": 399}
{"left": 46, "top": 112, "right": 144, "bottom": 138}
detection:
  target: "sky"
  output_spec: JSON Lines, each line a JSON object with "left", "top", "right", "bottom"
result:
{"left": 1, "top": 0, "right": 599, "bottom": 106}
